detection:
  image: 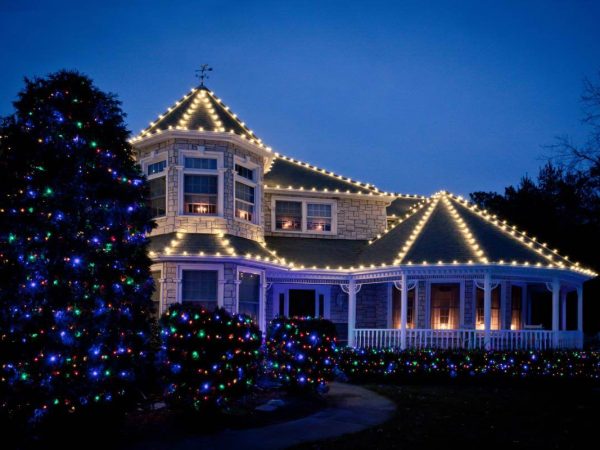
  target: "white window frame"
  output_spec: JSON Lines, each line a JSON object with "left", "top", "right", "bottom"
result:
{"left": 177, "top": 263, "right": 224, "bottom": 308}
{"left": 425, "top": 279, "right": 465, "bottom": 330}
{"left": 234, "top": 157, "right": 261, "bottom": 225}
{"left": 150, "top": 263, "right": 164, "bottom": 316}
{"left": 235, "top": 266, "right": 265, "bottom": 330}
{"left": 140, "top": 152, "right": 168, "bottom": 218}
{"left": 272, "top": 284, "right": 331, "bottom": 319}
{"left": 271, "top": 196, "right": 337, "bottom": 235}
{"left": 179, "top": 149, "right": 224, "bottom": 217}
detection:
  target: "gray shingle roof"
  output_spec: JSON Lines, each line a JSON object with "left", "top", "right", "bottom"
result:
{"left": 148, "top": 233, "right": 274, "bottom": 259}
{"left": 147, "top": 196, "right": 582, "bottom": 272}
{"left": 136, "top": 86, "right": 261, "bottom": 142}
{"left": 265, "top": 236, "right": 368, "bottom": 267}
{"left": 264, "top": 156, "right": 383, "bottom": 195}
{"left": 386, "top": 197, "right": 425, "bottom": 217}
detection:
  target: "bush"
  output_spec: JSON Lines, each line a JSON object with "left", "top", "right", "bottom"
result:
{"left": 337, "top": 348, "right": 600, "bottom": 383}
{"left": 266, "top": 317, "right": 337, "bottom": 391}
{"left": 159, "top": 304, "right": 262, "bottom": 411}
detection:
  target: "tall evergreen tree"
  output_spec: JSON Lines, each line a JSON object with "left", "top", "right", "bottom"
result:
{"left": 0, "top": 71, "right": 155, "bottom": 426}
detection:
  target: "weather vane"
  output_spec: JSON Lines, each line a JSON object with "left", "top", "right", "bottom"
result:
{"left": 195, "top": 64, "right": 213, "bottom": 86}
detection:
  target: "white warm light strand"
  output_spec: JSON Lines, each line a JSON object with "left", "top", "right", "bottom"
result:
{"left": 442, "top": 193, "right": 487, "bottom": 263}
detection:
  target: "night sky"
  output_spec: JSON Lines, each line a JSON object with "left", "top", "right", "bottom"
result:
{"left": 1, "top": 0, "right": 599, "bottom": 196}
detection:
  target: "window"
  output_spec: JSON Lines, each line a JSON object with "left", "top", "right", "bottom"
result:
{"left": 235, "top": 182, "right": 255, "bottom": 222}
{"left": 185, "top": 157, "right": 217, "bottom": 170}
{"left": 392, "top": 288, "right": 415, "bottom": 329}
{"left": 150, "top": 270, "right": 161, "bottom": 317}
{"left": 273, "top": 198, "right": 336, "bottom": 234}
{"left": 275, "top": 201, "right": 302, "bottom": 231}
{"left": 235, "top": 164, "right": 254, "bottom": 181}
{"left": 148, "top": 177, "right": 166, "bottom": 217}
{"left": 147, "top": 160, "right": 166, "bottom": 175}
{"left": 307, "top": 203, "right": 332, "bottom": 232}
{"left": 184, "top": 175, "right": 217, "bottom": 214}
{"left": 511, "top": 286, "right": 522, "bottom": 330}
{"left": 238, "top": 272, "right": 260, "bottom": 320}
{"left": 182, "top": 270, "right": 218, "bottom": 310}
{"left": 476, "top": 287, "right": 501, "bottom": 330}
{"left": 430, "top": 284, "right": 460, "bottom": 329}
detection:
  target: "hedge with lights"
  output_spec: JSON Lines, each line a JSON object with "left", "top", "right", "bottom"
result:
{"left": 337, "top": 348, "right": 600, "bottom": 383}
{"left": 159, "top": 304, "right": 262, "bottom": 411}
{"left": 266, "top": 317, "right": 337, "bottom": 391}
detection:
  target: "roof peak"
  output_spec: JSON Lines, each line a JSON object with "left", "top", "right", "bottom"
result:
{"left": 132, "top": 85, "right": 266, "bottom": 147}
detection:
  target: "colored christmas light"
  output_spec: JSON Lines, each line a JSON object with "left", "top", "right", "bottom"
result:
{"left": 159, "top": 304, "right": 261, "bottom": 410}
{"left": 266, "top": 317, "right": 337, "bottom": 391}
{"left": 0, "top": 71, "right": 156, "bottom": 426}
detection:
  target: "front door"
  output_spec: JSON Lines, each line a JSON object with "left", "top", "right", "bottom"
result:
{"left": 288, "top": 289, "right": 316, "bottom": 317}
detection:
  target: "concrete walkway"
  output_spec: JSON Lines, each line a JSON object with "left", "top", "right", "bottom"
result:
{"left": 142, "top": 383, "right": 396, "bottom": 450}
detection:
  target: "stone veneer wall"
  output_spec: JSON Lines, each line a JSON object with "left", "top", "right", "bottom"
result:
{"left": 156, "top": 261, "right": 237, "bottom": 314}
{"left": 137, "top": 137, "right": 265, "bottom": 242}
{"left": 263, "top": 192, "right": 389, "bottom": 241}
{"left": 355, "top": 283, "right": 389, "bottom": 329}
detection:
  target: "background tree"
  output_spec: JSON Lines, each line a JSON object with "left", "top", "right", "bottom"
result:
{"left": 0, "top": 71, "right": 155, "bottom": 430}
{"left": 471, "top": 73, "right": 600, "bottom": 334}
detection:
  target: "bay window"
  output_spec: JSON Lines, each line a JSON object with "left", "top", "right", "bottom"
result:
{"left": 145, "top": 158, "right": 167, "bottom": 218}
{"left": 184, "top": 174, "right": 218, "bottom": 214}
{"left": 235, "top": 182, "right": 255, "bottom": 221}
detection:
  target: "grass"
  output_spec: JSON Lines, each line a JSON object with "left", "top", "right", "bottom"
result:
{"left": 295, "top": 382, "right": 600, "bottom": 449}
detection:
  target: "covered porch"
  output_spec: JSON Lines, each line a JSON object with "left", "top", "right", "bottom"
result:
{"left": 266, "top": 264, "right": 587, "bottom": 350}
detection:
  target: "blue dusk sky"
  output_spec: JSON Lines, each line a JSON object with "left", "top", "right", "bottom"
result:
{"left": 1, "top": 0, "right": 599, "bottom": 196}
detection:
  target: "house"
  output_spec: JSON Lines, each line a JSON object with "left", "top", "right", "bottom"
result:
{"left": 130, "top": 83, "right": 596, "bottom": 350}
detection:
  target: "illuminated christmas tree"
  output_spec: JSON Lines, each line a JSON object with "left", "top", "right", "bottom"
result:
{"left": 0, "top": 71, "right": 155, "bottom": 426}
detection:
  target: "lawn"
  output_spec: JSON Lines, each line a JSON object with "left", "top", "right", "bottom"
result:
{"left": 295, "top": 382, "right": 600, "bottom": 449}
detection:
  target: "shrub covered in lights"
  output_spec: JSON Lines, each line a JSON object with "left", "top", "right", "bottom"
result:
{"left": 0, "top": 71, "right": 155, "bottom": 427}
{"left": 159, "top": 304, "right": 262, "bottom": 411}
{"left": 338, "top": 348, "right": 600, "bottom": 383}
{"left": 266, "top": 317, "right": 337, "bottom": 391}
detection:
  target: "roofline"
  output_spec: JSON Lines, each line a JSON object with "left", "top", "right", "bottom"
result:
{"left": 149, "top": 254, "right": 596, "bottom": 282}
{"left": 130, "top": 129, "right": 274, "bottom": 160}
{"left": 264, "top": 185, "right": 396, "bottom": 200}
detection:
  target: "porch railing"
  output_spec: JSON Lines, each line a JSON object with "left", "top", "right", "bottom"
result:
{"left": 353, "top": 328, "right": 583, "bottom": 350}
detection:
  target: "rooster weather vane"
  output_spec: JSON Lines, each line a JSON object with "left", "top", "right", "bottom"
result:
{"left": 195, "top": 64, "right": 213, "bottom": 87}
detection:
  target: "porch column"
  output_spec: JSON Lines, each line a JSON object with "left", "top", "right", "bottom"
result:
{"left": 520, "top": 283, "right": 527, "bottom": 329}
{"left": 158, "top": 277, "right": 166, "bottom": 316}
{"left": 259, "top": 279, "right": 268, "bottom": 334}
{"left": 400, "top": 273, "right": 408, "bottom": 350}
{"left": 552, "top": 278, "right": 560, "bottom": 347}
{"left": 483, "top": 272, "right": 492, "bottom": 349}
{"left": 561, "top": 290, "right": 567, "bottom": 331}
{"left": 347, "top": 278, "right": 357, "bottom": 347}
{"left": 577, "top": 285, "right": 583, "bottom": 333}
